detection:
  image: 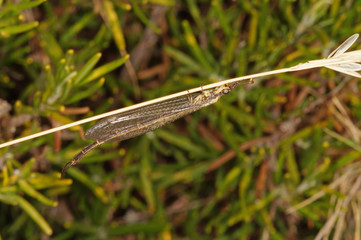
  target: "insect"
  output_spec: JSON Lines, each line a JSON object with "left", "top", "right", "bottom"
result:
{"left": 61, "top": 81, "right": 251, "bottom": 176}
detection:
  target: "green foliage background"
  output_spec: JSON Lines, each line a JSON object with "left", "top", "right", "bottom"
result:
{"left": 1, "top": 0, "right": 361, "bottom": 239}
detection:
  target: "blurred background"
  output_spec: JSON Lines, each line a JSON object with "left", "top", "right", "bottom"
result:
{"left": 1, "top": 0, "right": 361, "bottom": 239}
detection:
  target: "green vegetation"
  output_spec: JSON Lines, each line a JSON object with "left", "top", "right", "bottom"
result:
{"left": 1, "top": 0, "right": 361, "bottom": 239}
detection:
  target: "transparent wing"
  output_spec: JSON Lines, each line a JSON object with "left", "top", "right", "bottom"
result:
{"left": 84, "top": 83, "right": 241, "bottom": 143}
{"left": 84, "top": 92, "right": 210, "bottom": 142}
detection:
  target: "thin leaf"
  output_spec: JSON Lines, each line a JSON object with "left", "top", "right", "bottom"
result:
{"left": 103, "top": 0, "right": 126, "bottom": 51}
{"left": 0, "top": 0, "right": 45, "bottom": 18}
{"left": 0, "top": 21, "right": 39, "bottom": 37}
{"left": 15, "top": 195, "right": 53, "bottom": 235}
{"left": 80, "top": 54, "right": 129, "bottom": 86}
{"left": 72, "top": 53, "right": 102, "bottom": 85}
{"left": 18, "top": 179, "right": 58, "bottom": 207}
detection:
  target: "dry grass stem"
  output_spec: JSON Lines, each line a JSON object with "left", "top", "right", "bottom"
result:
{"left": 290, "top": 161, "right": 361, "bottom": 240}
{"left": 1, "top": 34, "right": 361, "bottom": 149}
{"left": 330, "top": 97, "right": 361, "bottom": 143}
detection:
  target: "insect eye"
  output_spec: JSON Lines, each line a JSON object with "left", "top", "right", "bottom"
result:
{"left": 222, "top": 84, "right": 231, "bottom": 94}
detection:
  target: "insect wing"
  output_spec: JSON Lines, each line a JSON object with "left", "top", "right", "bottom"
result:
{"left": 84, "top": 93, "right": 201, "bottom": 142}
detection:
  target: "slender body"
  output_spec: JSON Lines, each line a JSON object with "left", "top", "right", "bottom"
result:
{"left": 62, "top": 82, "right": 246, "bottom": 175}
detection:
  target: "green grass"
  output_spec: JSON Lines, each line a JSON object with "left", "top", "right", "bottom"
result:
{"left": 1, "top": 0, "right": 361, "bottom": 239}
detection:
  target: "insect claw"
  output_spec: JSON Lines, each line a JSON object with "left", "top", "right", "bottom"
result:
{"left": 61, "top": 160, "right": 75, "bottom": 177}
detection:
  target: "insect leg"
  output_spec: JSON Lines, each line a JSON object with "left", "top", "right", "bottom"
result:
{"left": 61, "top": 140, "right": 101, "bottom": 177}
